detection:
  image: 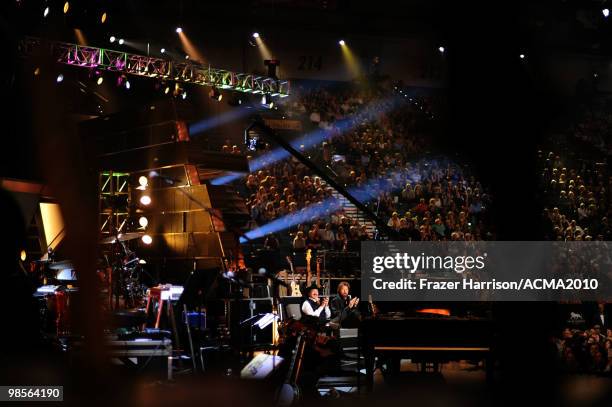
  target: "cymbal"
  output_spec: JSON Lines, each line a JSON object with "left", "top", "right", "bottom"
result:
{"left": 49, "top": 260, "right": 74, "bottom": 270}
{"left": 100, "top": 232, "right": 143, "bottom": 244}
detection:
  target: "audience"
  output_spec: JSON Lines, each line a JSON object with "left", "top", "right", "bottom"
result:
{"left": 543, "top": 95, "right": 611, "bottom": 374}
{"left": 538, "top": 95, "right": 610, "bottom": 242}
{"left": 556, "top": 324, "right": 612, "bottom": 373}
{"left": 236, "top": 81, "right": 493, "bottom": 252}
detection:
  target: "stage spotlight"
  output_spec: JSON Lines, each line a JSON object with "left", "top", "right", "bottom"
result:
{"left": 164, "top": 85, "right": 170, "bottom": 95}
{"left": 261, "top": 93, "right": 274, "bottom": 108}
{"left": 125, "top": 80, "right": 131, "bottom": 89}
{"left": 101, "top": 12, "right": 107, "bottom": 23}
{"left": 519, "top": 53, "right": 525, "bottom": 59}
{"left": 139, "top": 195, "right": 151, "bottom": 206}
{"left": 110, "top": 36, "right": 116, "bottom": 43}
{"left": 34, "top": 67, "right": 40, "bottom": 76}
{"left": 252, "top": 32, "right": 260, "bottom": 38}
{"left": 209, "top": 88, "right": 223, "bottom": 102}
{"left": 63, "top": 2, "right": 69, "bottom": 14}
{"left": 97, "top": 76, "right": 104, "bottom": 85}
{"left": 56, "top": 74, "right": 64, "bottom": 83}
{"left": 20, "top": 249, "right": 27, "bottom": 262}
{"left": 604, "top": 8, "right": 610, "bottom": 18}
{"left": 438, "top": 46, "right": 445, "bottom": 53}
{"left": 43, "top": 7, "right": 49, "bottom": 17}
{"left": 118, "top": 38, "right": 124, "bottom": 45}
{"left": 339, "top": 39, "right": 362, "bottom": 78}
{"left": 141, "top": 234, "right": 153, "bottom": 245}
{"left": 138, "top": 216, "right": 148, "bottom": 228}
{"left": 138, "top": 176, "right": 148, "bottom": 187}
{"left": 176, "top": 27, "right": 183, "bottom": 34}
{"left": 161, "top": 48, "right": 166, "bottom": 54}
{"left": 182, "top": 91, "right": 187, "bottom": 100}
{"left": 176, "top": 29, "right": 206, "bottom": 64}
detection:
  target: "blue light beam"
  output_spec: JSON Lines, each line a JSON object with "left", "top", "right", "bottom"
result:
{"left": 213, "top": 96, "right": 401, "bottom": 185}
{"left": 189, "top": 104, "right": 255, "bottom": 136}
{"left": 239, "top": 165, "right": 423, "bottom": 242}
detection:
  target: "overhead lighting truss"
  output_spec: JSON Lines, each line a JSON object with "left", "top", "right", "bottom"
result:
{"left": 20, "top": 37, "right": 291, "bottom": 97}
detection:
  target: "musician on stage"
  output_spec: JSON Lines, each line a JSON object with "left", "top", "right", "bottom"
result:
{"left": 301, "top": 285, "right": 331, "bottom": 323}
{"left": 330, "top": 281, "right": 361, "bottom": 328}
{"left": 297, "top": 285, "right": 342, "bottom": 382}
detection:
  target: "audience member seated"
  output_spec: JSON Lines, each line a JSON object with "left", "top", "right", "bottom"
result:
{"left": 301, "top": 285, "right": 331, "bottom": 324}
{"left": 329, "top": 281, "right": 361, "bottom": 328}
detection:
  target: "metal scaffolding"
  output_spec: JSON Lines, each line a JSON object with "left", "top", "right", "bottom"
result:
{"left": 20, "top": 37, "right": 291, "bottom": 97}
{"left": 99, "top": 171, "right": 131, "bottom": 236}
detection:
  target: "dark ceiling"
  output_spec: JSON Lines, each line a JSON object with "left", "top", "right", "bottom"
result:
{"left": 2, "top": 0, "right": 612, "bottom": 54}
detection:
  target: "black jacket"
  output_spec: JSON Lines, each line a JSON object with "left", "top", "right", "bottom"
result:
{"left": 591, "top": 307, "right": 611, "bottom": 330}
{"left": 330, "top": 294, "right": 361, "bottom": 328}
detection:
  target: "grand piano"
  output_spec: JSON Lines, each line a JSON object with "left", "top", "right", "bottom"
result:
{"left": 360, "top": 312, "right": 495, "bottom": 388}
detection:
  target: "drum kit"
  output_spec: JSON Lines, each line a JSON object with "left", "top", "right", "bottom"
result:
{"left": 99, "top": 231, "right": 148, "bottom": 310}
{"left": 33, "top": 231, "right": 149, "bottom": 337}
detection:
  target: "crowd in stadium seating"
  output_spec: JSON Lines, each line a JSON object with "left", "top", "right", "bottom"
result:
{"left": 556, "top": 324, "right": 612, "bottom": 373}
{"left": 234, "top": 82, "right": 493, "bottom": 250}
{"left": 539, "top": 152, "right": 610, "bottom": 241}
{"left": 242, "top": 161, "right": 370, "bottom": 251}
{"left": 543, "top": 97, "right": 612, "bottom": 374}
{"left": 539, "top": 98, "right": 611, "bottom": 242}
{"left": 370, "top": 159, "right": 492, "bottom": 241}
